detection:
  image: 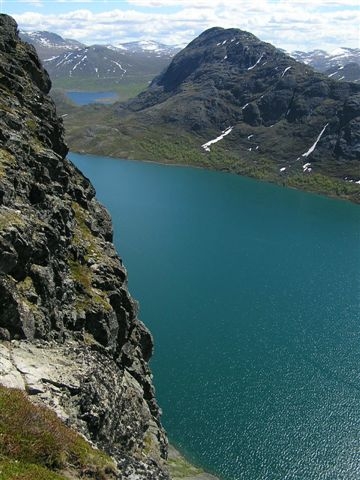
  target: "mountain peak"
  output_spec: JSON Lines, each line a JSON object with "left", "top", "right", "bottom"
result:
{"left": 103, "top": 26, "right": 360, "bottom": 203}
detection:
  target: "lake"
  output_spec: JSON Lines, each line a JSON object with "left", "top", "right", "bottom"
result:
{"left": 66, "top": 91, "right": 119, "bottom": 105}
{"left": 70, "top": 152, "right": 360, "bottom": 480}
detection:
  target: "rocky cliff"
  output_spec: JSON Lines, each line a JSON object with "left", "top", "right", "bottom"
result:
{"left": 0, "top": 14, "right": 169, "bottom": 479}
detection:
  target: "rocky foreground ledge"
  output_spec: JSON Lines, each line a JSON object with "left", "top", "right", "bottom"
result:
{"left": 0, "top": 13, "right": 169, "bottom": 479}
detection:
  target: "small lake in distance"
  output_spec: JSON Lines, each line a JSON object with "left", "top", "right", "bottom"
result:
{"left": 70, "top": 152, "right": 360, "bottom": 480}
{"left": 66, "top": 91, "right": 119, "bottom": 105}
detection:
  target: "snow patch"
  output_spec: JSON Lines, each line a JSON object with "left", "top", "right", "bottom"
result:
{"left": 202, "top": 127, "right": 233, "bottom": 152}
{"left": 330, "top": 47, "right": 349, "bottom": 57}
{"left": 56, "top": 52, "right": 72, "bottom": 67}
{"left": 111, "top": 60, "right": 127, "bottom": 73}
{"left": 303, "top": 162, "right": 311, "bottom": 172}
{"left": 281, "top": 66, "right": 292, "bottom": 78}
{"left": 280, "top": 167, "right": 286, "bottom": 172}
{"left": 247, "top": 134, "right": 254, "bottom": 139}
{"left": 248, "top": 52, "right": 265, "bottom": 70}
{"left": 242, "top": 103, "right": 249, "bottom": 110}
{"left": 301, "top": 123, "right": 329, "bottom": 158}
{"left": 44, "top": 55, "right": 59, "bottom": 62}
{"left": 72, "top": 55, "right": 87, "bottom": 71}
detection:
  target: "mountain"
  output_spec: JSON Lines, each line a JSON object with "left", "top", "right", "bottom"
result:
{"left": 291, "top": 47, "right": 360, "bottom": 82}
{"left": 115, "top": 39, "right": 180, "bottom": 57}
{"left": 20, "top": 30, "right": 178, "bottom": 91}
{"left": 64, "top": 26, "right": 360, "bottom": 203}
{"left": 19, "top": 30, "right": 85, "bottom": 58}
{"left": 42, "top": 44, "right": 175, "bottom": 81}
{"left": 0, "top": 14, "right": 170, "bottom": 479}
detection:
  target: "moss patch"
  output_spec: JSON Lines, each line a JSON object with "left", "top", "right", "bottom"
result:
{"left": 0, "top": 208, "right": 24, "bottom": 230}
{"left": 0, "top": 148, "right": 16, "bottom": 178}
{"left": 168, "top": 456, "right": 203, "bottom": 479}
{"left": 0, "top": 458, "right": 67, "bottom": 480}
{"left": 69, "top": 202, "right": 112, "bottom": 312}
{"left": 0, "top": 386, "right": 116, "bottom": 479}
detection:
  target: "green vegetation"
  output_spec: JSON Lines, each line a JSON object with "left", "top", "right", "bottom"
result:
{"left": 26, "top": 118, "right": 37, "bottom": 132}
{"left": 69, "top": 202, "right": 111, "bottom": 312}
{"left": 0, "top": 148, "right": 16, "bottom": 178}
{"left": 62, "top": 105, "right": 360, "bottom": 204}
{"left": 71, "top": 202, "right": 102, "bottom": 262}
{"left": 0, "top": 460, "right": 67, "bottom": 480}
{"left": 168, "top": 458, "right": 203, "bottom": 479}
{"left": 284, "top": 172, "right": 360, "bottom": 203}
{"left": 0, "top": 386, "right": 116, "bottom": 480}
{"left": 167, "top": 448, "right": 204, "bottom": 479}
{"left": 0, "top": 209, "right": 24, "bottom": 230}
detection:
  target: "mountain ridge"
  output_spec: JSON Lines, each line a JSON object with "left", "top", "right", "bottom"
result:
{"left": 64, "top": 26, "right": 360, "bottom": 202}
{"left": 291, "top": 47, "right": 360, "bottom": 82}
{"left": 20, "top": 30, "right": 179, "bottom": 91}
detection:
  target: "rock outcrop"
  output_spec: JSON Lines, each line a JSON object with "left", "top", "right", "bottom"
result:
{"left": 0, "top": 14, "right": 169, "bottom": 479}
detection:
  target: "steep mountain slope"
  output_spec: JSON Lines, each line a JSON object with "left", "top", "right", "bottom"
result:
{"left": 65, "top": 26, "right": 360, "bottom": 202}
{"left": 0, "top": 14, "right": 169, "bottom": 479}
{"left": 291, "top": 47, "right": 360, "bottom": 83}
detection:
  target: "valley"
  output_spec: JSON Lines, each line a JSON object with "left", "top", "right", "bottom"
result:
{"left": 50, "top": 27, "right": 360, "bottom": 203}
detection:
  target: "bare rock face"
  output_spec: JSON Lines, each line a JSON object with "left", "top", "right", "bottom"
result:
{"left": 0, "top": 14, "right": 169, "bottom": 479}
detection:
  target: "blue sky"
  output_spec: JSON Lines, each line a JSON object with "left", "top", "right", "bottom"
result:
{"left": 2, "top": 0, "right": 359, "bottom": 52}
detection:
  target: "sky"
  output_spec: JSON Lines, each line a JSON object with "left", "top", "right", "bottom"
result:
{"left": 1, "top": 0, "right": 359, "bottom": 52}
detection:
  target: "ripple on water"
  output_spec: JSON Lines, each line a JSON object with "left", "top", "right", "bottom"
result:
{"left": 69, "top": 153, "right": 360, "bottom": 480}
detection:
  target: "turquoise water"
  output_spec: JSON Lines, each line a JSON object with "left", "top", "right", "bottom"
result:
{"left": 66, "top": 91, "right": 118, "bottom": 105}
{"left": 70, "top": 153, "right": 360, "bottom": 480}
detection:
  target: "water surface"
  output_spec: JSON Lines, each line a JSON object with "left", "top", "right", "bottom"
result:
{"left": 70, "top": 152, "right": 360, "bottom": 480}
{"left": 66, "top": 91, "right": 118, "bottom": 105}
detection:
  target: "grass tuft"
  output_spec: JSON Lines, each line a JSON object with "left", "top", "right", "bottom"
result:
{"left": 0, "top": 386, "right": 116, "bottom": 479}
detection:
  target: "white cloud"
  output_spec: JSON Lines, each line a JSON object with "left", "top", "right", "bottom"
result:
{"left": 12, "top": 1, "right": 360, "bottom": 52}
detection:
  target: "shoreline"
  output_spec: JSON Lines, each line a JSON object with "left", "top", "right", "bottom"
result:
{"left": 168, "top": 444, "right": 221, "bottom": 480}
{"left": 69, "top": 149, "right": 360, "bottom": 205}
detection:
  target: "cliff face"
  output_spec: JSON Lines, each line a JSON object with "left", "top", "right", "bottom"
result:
{"left": 0, "top": 14, "right": 169, "bottom": 479}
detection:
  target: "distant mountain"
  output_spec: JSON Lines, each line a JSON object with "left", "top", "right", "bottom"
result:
{"left": 115, "top": 40, "right": 180, "bottom": 57}
{"left": 19, "top": 30, "right": 85, "bottom": 58}
{"left": 41, "top": 44, "right": 173, "bottom": 80}
{"left": 291, "top": 47, "right": 360, "bottom": 82}
{"left": 65, "top": 27, "right": 360, "bottom": 203}
{"left": 20, "top": 30, "right": 178, "bottom": 90}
